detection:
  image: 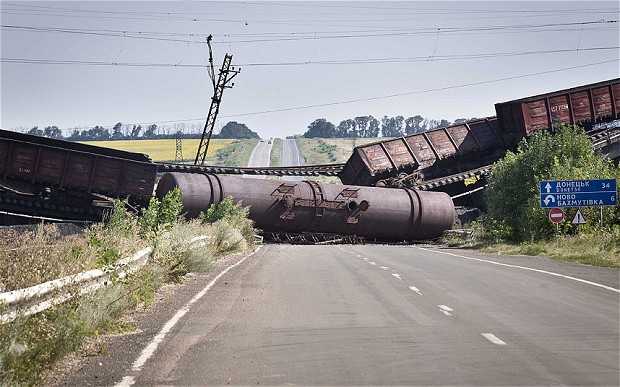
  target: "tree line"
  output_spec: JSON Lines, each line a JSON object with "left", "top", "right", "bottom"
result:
{"left": 22, "top": 121, "right": 258, "bottom": 141}
{"left": 303, "top": 115, "right": 474, "bottom": 138}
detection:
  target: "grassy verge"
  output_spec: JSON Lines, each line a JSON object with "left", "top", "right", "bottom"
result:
{"left": 295, "top": 138, "right": 387, "bottom": 165}
{"left": 0, "top": 192, "right": 255, "bottom": 385}
{"left": 270, "top": 138, "right": 282, "bottom": 167}
{"left": 442, "top": 227, "right": 620, "bottom": 268}
{"left": 211, "top": 139, "right": 259, "bottom": 167}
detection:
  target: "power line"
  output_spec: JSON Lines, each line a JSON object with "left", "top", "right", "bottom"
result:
{"left": 2, "top": 46, "right": 618, "bottom": 68}
{"left": 1, "top": 4, "right": 618, "bottom": 26}
{"left": 220, "top": 60, "right": 620, "bottom": 118}
{"left": 40, "top": 59, "right": 620, "bottom": 130}
{"left": 3, "top": 1, "right": 617, "bottom": 17}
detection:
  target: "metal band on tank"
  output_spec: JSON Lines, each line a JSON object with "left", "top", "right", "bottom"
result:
{"left": 403, "top": 188, "right": 423, "bottom": 240}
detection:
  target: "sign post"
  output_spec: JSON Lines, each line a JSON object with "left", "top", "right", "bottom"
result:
{"left": 571, "top": 209, "right": 587, "bottom": 234}
{"left": 540, "top": 179, "right": 617, "bottom": 230}
{"left": 539, "top": 179, "right": 617, "bottom": 208}
{"left": 548, "top": 208, "right": 564, "bottom": 236}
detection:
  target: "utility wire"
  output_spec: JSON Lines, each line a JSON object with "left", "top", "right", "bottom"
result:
{"left": 1, "top": 20, "right": 616, "bottom": 45}
{"left": 221, "top": 59, "right": 620, "bottom": 118}
{"left": 2, "top": 46, "right": 618, "bottom": 67}
{"left": 47, "top": 59, "right": 620, "bottom": 130}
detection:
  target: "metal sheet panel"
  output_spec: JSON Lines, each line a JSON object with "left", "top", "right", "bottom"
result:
{"left": 405, "top": 134, "right": 436, "bottom": 166}
{"left": 446, "top": 125, "right": 478, "bottom": 154}
{"left": 426, "top": 129, "right": 457, "bottom": 158}
{"left": 359, "top": 144, "right": 391, "bottom": 174}
{"left": 383, "top": 138, "right": 415, "bottom": 168}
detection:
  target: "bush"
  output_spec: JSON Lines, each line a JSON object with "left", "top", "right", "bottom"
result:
{"left": 201, "top": 196, "right": 255, "bottom": 246}
{"left": 485, "top": 125, "right": 620, "bottom": 242}
{"left": 139, "top": 187, "right": 183, "bottom": 239}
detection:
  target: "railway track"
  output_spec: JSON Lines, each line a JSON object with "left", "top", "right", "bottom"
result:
{"left": 157, "top": 162, "right": 345, "bottom": 176}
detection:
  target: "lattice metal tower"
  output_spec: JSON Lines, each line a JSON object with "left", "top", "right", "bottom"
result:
{"left": 175, "top": 137, "right": 184, "bottom": 162}
{"left": 194, "top": 36, "right": 240, "bottom": 165}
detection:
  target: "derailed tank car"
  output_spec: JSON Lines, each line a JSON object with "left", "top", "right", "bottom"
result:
{"left": 155, "top": 173, "right": 455, "bottom": 241}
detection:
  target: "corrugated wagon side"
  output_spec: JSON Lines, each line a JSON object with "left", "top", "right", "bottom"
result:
{"left": 495, "top": 78, "right": 620, "bottom": 144}
{"left": 0, "top": 129, "right": 157, "bottom": 208}
{"left": 338, "top": 117, "right": 504, "bottom": 187}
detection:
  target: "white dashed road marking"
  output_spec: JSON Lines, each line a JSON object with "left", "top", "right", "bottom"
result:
{"left": 369, "top": 261, "right": 376, "bottom": 265}
{"left": 481, "top": 333, "right": 507, "bottom": 345}
{"left": 408, "top": 286, "right": 422, "bottom": 295}
{"left": 438, "top": 305, "right": 453, "bottom": 316}
{"left": 380, "top": 266, "right": 389, "bottom": 270}
{"left": 392, "top": 273, "right": 402, "bottom": 280}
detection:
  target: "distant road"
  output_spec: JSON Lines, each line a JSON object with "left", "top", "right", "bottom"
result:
{"left": 280, "top": 138, "right": 304, "bottom": 182}
{"left": 63, "top": 245, "right": 619, "bottom": 386}
{"left": 244, "top": 140, "right": 272, "bottom": 179}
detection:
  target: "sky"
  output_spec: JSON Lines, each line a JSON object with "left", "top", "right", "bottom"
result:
{"left": 1, "top": 0, "right": 619, "bottom": 140}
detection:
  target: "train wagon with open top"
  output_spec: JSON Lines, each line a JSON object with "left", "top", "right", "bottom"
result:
{"left": 495, "top": 78, "right": 620, "bottom": 145}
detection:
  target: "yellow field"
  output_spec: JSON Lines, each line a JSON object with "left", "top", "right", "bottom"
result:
{"left": 80, "top": 139, "right": 234, "bottom": 162}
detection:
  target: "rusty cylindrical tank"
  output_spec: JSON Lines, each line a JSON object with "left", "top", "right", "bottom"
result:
{"left": 155, "top": 173, "right": 455, "bottom": 241}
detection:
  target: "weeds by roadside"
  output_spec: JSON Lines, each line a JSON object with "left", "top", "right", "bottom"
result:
{"left": 0, "top": 190, "right": 256, "bottom": 385}
{"left": 442, "top": 223, "right": 620, "bottom": 268}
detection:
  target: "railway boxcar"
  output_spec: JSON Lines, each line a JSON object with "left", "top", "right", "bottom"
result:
{"left": 495, "top": 78, "right": 620, "bottom": 145}
{"left": 0, "top": 129, "right": 157, "bottom": 207}
{"left": 338, "top": 117, "right": 504, "bottom": 187}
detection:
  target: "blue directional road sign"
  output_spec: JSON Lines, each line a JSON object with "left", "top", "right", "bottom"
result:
{"left": 540, "top": 179, "right": 617, "bottom": 208}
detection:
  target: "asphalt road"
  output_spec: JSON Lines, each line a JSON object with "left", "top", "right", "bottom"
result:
{"left": 244, "top": 140, "right": 272, "bottom": 179}
{"left": 58, "top": 245, "right": 619, "bottom": 386}
{"left": 280, "top": 138, "right": 305, "bottom": 182}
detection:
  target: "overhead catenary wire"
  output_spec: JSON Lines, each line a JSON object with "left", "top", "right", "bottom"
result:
{"left": 1, "top": 20, "right": 617, "bottom": 45}
{"left": 2, "top": 46, "right": 618, "bottom": 67}
{"left": 39, "top": 59, "right": 619, "bottom": 131}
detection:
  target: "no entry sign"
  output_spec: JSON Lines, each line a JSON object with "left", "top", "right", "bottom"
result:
{"left": 548, "top": 208, "right": 565, "bottom": 223}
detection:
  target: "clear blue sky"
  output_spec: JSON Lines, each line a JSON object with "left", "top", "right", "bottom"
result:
{"left": 1, "top": 1, "right": 619, "bottom": 139}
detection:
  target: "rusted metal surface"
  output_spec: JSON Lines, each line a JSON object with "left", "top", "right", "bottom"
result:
{"left": 340, "top": 79, "right": 620, "bottom": 189}
{"left": 156, "top": 173, "right": 455, "bottom": 241}
{"left": 495, "top": 78, "right": 620, "bottom": 143}
{"left": 339, "top": 117, "right": 503, "bottom": 187}
{"left": 0, "top": 129, "right": 157, "bottom": 207}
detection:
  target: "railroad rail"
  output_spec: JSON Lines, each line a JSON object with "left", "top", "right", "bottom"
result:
{"left": 157, "top": 162, "right": 345, "bottom": 176}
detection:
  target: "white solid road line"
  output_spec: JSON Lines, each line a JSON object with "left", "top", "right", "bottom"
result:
{"left": 115, "top": 247, "right": 262, "bottom": 387}
{"left": 481, "top": 333, "right": 507, "bottom": 345}
{"left": 418, "top": 247, "right": 620, "bottom": 294}
{"left": 408, "top": 286, "right": 423, "bottom": 295}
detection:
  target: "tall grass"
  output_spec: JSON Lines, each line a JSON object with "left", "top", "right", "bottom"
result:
{"left": 443, "top": 225, "right": 620, "bottom": 268}
{"left": 0, "top": 192, "right": 256, "bottom": 385}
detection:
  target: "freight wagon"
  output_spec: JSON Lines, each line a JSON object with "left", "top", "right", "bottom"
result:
{"left": 0, "top": 129, "right": 157, "bottom": 220}
{"left": 339, "top": 78, "right": 620, "bottom": 188}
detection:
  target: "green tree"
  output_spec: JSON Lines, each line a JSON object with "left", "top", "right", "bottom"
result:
{"left": 304, "top": 118, "right": 336, "bottom": 138}
{"left": 112, "top": 122, "right": 124, "bottom": 140}
{"left": 27, "top": 126, "right": 43, "bottom": 137}
{"left": 485, "top": 125, "right": 619, "bottom": 242}
{"left": 219, "top": 121, "right": 259, "bottom": 139}
{"left": 336, "top": 119, "right": 357, "bottom": 138}
{"left": 43, "top": 126, "right": 63, "bottom": 139}
{"left": 381, "top": 115, "right": 404, "bottom": 137}
{"left": 143, "top": 124, "right": 158, "bottom": 139}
